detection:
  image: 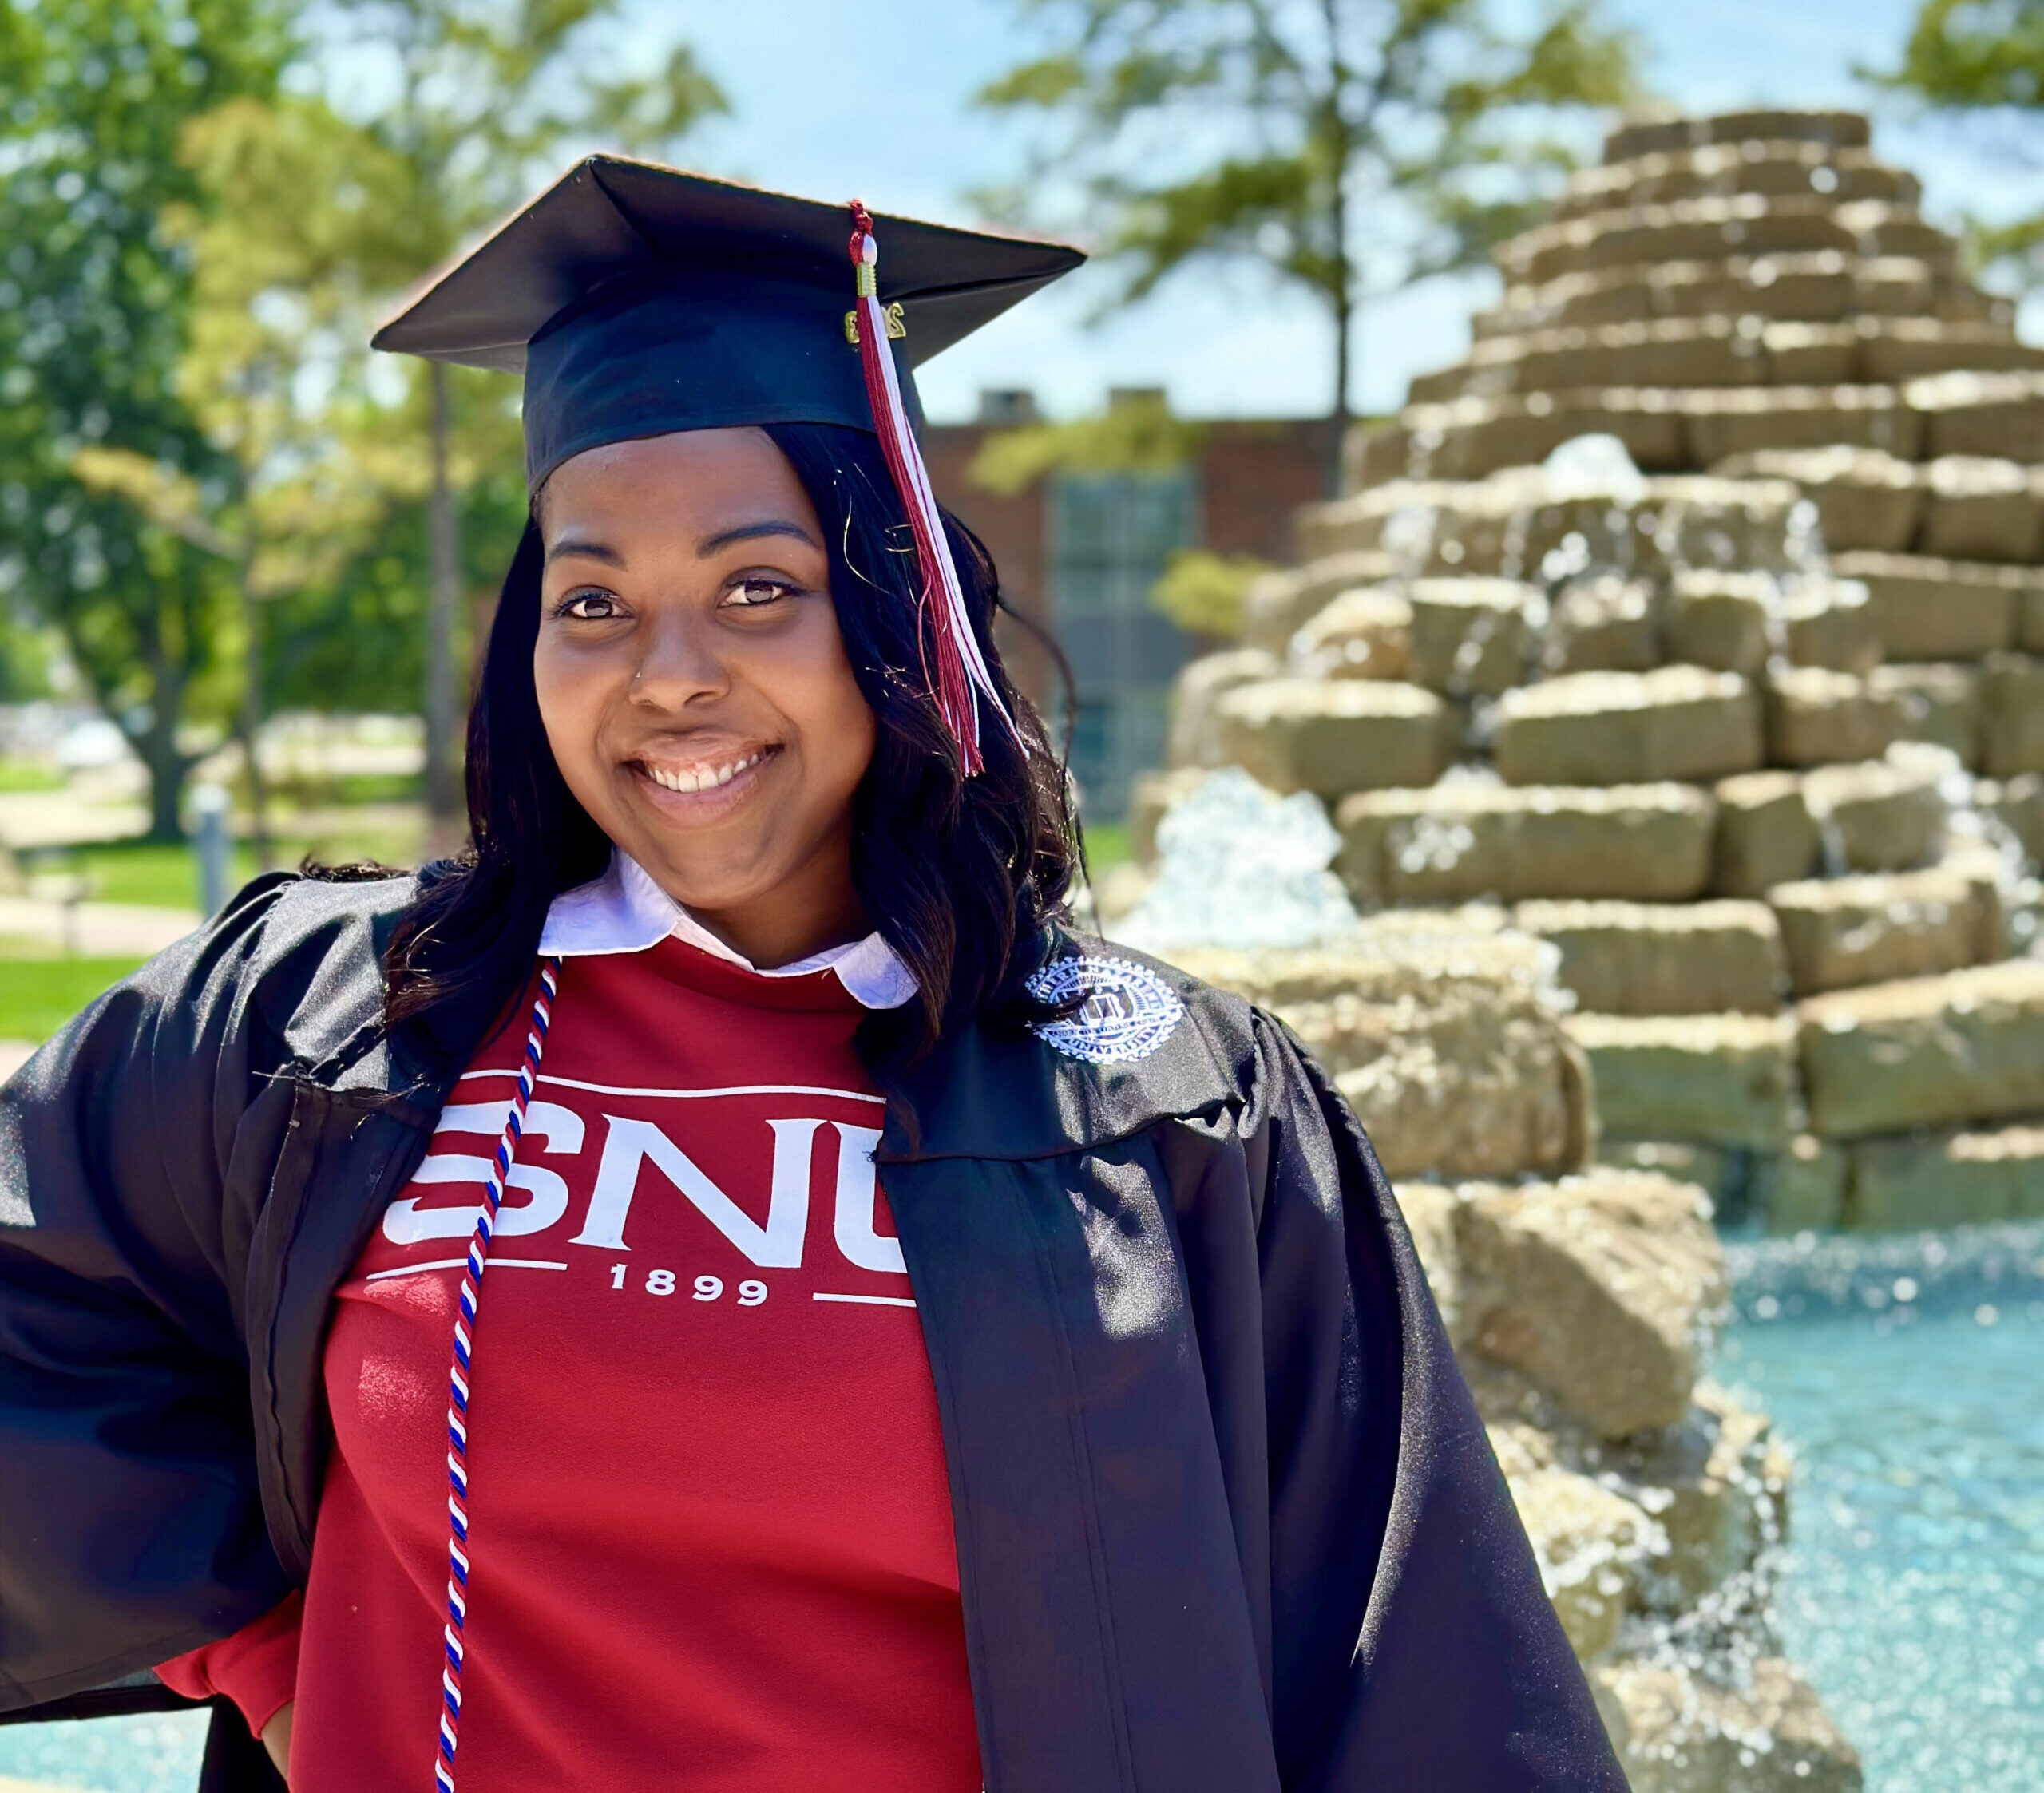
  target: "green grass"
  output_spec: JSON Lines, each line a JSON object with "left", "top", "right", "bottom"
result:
{"left": 270, "top": 768, "right": 424, "bottom": 808}
{"left": 30, "top": 841, "right": 219, "bottom": 908}
{"left": 1082, "top": 821, "right": 1131, "bottom": 872}
{"left": 331, "top": 770, "right": 424, "bottom": 806}
{"left": 0, "top": 759, "right": 65, "bottom": 793}
{"left": 30, "top": 831, "right": 419, "bottom": 911}
{"left": 0, "top": 955, "right": 147, "bottom": 1042}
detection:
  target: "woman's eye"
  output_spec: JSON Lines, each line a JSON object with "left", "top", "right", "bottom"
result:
{"left": 725, "top": 578, "right": 794, "bottom": 608}
{"left": 557, "top": 591, "right": 618, "bottom": 620}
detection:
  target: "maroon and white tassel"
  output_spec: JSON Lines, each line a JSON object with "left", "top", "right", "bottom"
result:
{"left": 847, "top": 201, "right": 1015, "bottom": 776}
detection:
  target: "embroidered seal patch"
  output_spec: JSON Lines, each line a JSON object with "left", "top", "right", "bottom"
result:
{"left": 1026, "top": 955, "right": 1185, "bottom": 1064}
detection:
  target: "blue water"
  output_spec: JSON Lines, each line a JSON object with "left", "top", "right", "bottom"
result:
{"left": 0, "top": 1710, "right": 206, "bottom": 1791}
{"left": 5, "top": 1225, "right": 2042, "bottom": 1793}
{"left": 1718, "top": 1221, "right": 2044, "bottom": 1793}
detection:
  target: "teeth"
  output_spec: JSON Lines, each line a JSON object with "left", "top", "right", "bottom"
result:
{"left": 644, "top": 750, "right": 763, "bottom": 794}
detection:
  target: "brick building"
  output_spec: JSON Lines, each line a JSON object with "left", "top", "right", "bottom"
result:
{"left": 924, "top": 394, "right": 1337, "bottom": 820}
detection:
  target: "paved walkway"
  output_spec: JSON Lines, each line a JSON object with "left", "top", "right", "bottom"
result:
{"left": 0, "top": 778, "right": 149, "bottom": 853}
{"left": 0, "top": 895, "right": 197, "bottom": 959}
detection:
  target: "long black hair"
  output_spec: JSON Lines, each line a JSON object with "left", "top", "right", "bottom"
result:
{"left": 379, "top": 421, "right": 1082, "bottom": 1083}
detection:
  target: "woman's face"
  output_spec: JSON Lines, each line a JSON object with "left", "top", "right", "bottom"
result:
{"left": 534, "top": 427, "right": 877, "bottom": 963}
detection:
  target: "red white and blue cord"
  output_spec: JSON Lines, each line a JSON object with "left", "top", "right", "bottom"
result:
{"left": 426, "top": 211, "right": 967, "bottom": 1786}
{"left": 434, "top": 956, "right": 561, "bottom": 1793}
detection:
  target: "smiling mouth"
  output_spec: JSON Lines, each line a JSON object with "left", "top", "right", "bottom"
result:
{"left": 632, "top": 744, "right": 778, "bottom": 795}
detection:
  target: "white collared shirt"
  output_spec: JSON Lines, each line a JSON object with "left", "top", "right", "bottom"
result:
{"left": 537, "top": 850, "right": 917, "bottom": 1011}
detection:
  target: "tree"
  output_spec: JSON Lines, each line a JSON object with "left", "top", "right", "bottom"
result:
{"left": 1872, "top": 1, "right": 2044, "bottom": 304}
{"left": 316, "top": 0, "right": 727, "bottom": 835}
{"left": 72, "top": 94, "right": 413, "bottom": 859}
{"left": 0, "top": 0, "right": 290, "bottom": 839}
{"left": 1147, "top": 548, "right": 1271, "bottom": 639}
{"left": 967, "top": 389, "right": 1206, "bottom": 495}
{"left": 977, "top": 0, "right": 1637, "bottom": 453}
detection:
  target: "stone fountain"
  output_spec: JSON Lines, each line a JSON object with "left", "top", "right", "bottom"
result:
{"left": 1101, "top": 103, "right": 2044, "bottom": 1791}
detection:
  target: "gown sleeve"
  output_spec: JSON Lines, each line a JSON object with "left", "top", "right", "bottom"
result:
{"left": 156, "top": 1590, "right": 303, "bottom": 1739}
{"left": 0, "top": 875, "right": 301, "bottom": 1713}
{"left": 1244, "top": 1010, "right": 1627, "bottom": 1791}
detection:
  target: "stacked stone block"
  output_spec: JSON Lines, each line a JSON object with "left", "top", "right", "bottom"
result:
{"left": 1139, "top": 107, "right": 2044, "bottom": 1239}
{"left": 1170, "top": 936, "right": 1854, "bottom": 1791}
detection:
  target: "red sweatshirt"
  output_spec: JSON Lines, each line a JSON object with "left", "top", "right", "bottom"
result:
{"left": 161, "top": 934, "right": 980, "bottom": 1790}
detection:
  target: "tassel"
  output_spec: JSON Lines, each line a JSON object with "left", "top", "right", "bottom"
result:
{"left": 847, "top": 201, "right": 1015, "bottom": 776}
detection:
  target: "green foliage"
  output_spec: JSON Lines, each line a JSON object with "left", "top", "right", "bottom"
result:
{"left": 969, "top": 391, "right": 1206, "bottom": 494}
{"left": 1147, "top": 548, "right": 1272, "bottom": 638}
{"left": 1872, "top": 2, "right": 2044, "bottom": 299}
{"left": 329, "top": 0, "right": 726, "bottom": 199}
{"left": 309, "top": 0, "right": 727, "bottom": 815}
{"left": 1081, "top": 820, "right": 1131, "bottom": 871}
{"left": 264, "top": 448, "right": 528, "bottom": 714}
{"left": 1883, "top": 0, "right": 2044, "bottom": 103}
{"left": 0, "top": 615, "right": 61, "bottom": 703}
{"left": 0, "top": 0, "right": 291, "bottom": 837}
{"left": 0, "top": 2, "right": 726, "bottom": 838}
{"left": 978, "top": 0, "right": 1639, "bottom": 419}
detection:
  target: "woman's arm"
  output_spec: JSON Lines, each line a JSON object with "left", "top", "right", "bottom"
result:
{"left": 262, "top": 1702, "right": 292, "bottom": 1778}
{"left": 1246, "top": 1011, "right": 1626, "bottom": 1791}
{"left": 155, "top": 1589, "right": 302, "bottom": 1771}
{"left": 0, "top": 877, "right": 303, "bottom": 1711}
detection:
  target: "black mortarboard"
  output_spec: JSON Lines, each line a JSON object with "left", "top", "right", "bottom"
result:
{"left": 372, "top": 158, "right": 1083, "bottom": 774}
{"left": 370, "top": 156, "right": 1085, "bottom": 493}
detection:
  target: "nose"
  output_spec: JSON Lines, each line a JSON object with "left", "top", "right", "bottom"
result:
{"left": 628, "top": 605, "right": 730, "bottom": 711}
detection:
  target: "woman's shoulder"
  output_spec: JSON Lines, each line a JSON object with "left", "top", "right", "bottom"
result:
{"left": 881, "top": 927, "right": 1286, "bottom": 1164}
{"left": 121, "top": 864, "right": 424, "bottom": 1083}
{"left": 182, "top": 862, "right": 419, "bottom": 976}
{"left": 1031, "top": 924, "right": 1265, "bottom": 1078}
{"left": 233, "top": 860, "right": 422, "bottom": 938}
{"left": 1039, "top": 926, "right": 1319, "bottom": 1123}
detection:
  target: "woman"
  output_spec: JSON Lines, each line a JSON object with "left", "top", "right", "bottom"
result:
{"left": 0, "top": 161, "right": 1622, "bottom": 1791}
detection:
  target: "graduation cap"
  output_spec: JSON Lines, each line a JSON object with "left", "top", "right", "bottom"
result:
{"left": 373, "top": 157, "right": 1085, "bottom": 773}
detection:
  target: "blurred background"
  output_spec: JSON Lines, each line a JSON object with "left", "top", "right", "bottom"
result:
{"left": 1, "top": 2, "right": 2041, "bottom": 1791}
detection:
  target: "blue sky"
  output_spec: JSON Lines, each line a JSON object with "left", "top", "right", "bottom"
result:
{"left": 634, "top": 0, "right": 2030, "bottom": 422}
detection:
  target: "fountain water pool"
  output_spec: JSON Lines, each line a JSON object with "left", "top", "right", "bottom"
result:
{"left": 0, "top": 1708, "right": 205, "bottom": 1791}
{"left": 1717, "top": 1221, "right": 2044, "bottom": 1793}
{"left": 4, "top": 1224, "right": 2040, "bottom": 1793}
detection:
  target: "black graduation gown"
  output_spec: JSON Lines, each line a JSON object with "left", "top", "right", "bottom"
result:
{"left": 0, "top": 872, "right": 1626, "bottom": 1790}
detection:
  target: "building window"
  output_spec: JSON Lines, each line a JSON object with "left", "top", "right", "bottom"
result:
{"left": 1046, "top": 469, "right": 1196, "bottom": 821}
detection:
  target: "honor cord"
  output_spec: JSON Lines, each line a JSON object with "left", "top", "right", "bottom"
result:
{"left": 433, "top": 956, "right": 562, "bottom": 1792}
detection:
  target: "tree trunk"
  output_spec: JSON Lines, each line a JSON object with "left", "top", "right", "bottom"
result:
{"left": 1330, "top": 291, "right": 1352, "bottom": 494}
{"left": 143, "top": 749, "right": 187, "bottom": 843}
{"left": 1321, "top": 0, "right": 1353, "bottom": 496}
{"left": 137, "top": 655, "right": 190, "bottom": 845}
{"left": 237, "top": 534, "right": 272, "bottom": 865}
{"left": 424, "top": 359, "right": 462, "bottom": 829}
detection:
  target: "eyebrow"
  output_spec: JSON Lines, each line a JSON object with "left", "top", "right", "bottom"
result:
{"left": 543, "top": 519, "right": 820, "bottom": 569}
{"left": 544, "top": 536, "right": 624, "bottom": 568}
{"left": 696, "top": 519, "right": 820, "bottom": 558}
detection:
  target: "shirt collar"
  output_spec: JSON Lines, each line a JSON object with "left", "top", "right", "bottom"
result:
{"left": 537, "top": 850, "right": 918, "bottom": 1011}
